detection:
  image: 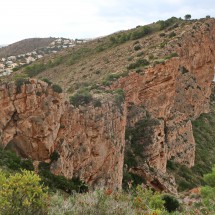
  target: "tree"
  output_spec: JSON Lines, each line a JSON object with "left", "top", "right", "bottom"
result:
{"left": 184, "top": 14, "right": 191, "bottom": 20}
{"left": 0, "top": 170, "right": 48, "bottom": 215}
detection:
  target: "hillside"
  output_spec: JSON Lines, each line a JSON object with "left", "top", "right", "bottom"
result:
{"left": 4, "top": 17, "right": 211, "bottom": 93}
{"left": 0, "top": 16, "right": 215, "bottom": 197}
{"left": 0, "top": 37, "right": 56, "bottom": 58}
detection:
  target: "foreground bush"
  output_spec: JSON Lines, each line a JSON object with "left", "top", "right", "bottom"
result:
{"left": 201, "top": 165, "right": 215, "bottom": 212}
{"left": 48, "top": 185, "right": 168, "bottom": 215}
{"left": 0, "top": 170, "right": 48, "bottom": 215}
{"left": 162, "top": 194, "right": 180, "bottom": 212}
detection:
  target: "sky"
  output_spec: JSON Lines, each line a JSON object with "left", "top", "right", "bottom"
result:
{"left": 1, "top": 0, "right": 215, "bottom": 45}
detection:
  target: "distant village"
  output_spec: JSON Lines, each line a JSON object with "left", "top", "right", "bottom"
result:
{"left": 0, "top": 38, "right": 87, "bottom": 77}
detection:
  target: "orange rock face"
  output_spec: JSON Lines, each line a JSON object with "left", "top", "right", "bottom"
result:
{"left": 111, "top": 19, "right": 215, "bottom": 191}
{"left": 0, "top": 80, "right": 126, "bottom": 189}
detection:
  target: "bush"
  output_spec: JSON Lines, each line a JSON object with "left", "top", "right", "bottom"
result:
{"left": 114, "top": 89, "right": 125, "bottom": 113}
{"left": 127, "top": 59, "right": 149, "bottom": 70}
{"left": 162, "top": 194, "right": 180, "bottom": 212}
{"left": 50, "top": 151, "right": 60, "bottom": 162}
{"left": 42, "top": 78, "right": 52, "bottom": 85}
{"left": 131, "top": 26, "right": 152, "bottom": 40}
{"left": 164, "top": 52, "right": 178, "bottom": 60}
{"left": 0, "top": 148, "right": 34, "bottom": 171}
{"left": 70, "top": 90, "right": 93, "bottom": 107}
{"left": 159, "top": 33, "right": 166, "bottom": 37}
{"left": 184, "top": 14, "right": 191, "bottom": 20}
{"left": 134, "top": 45, "right": 141, "bottom": 51}
{"left": 0, "top": 170, "right": 48, "bottom": 215}
{"left": 133, "top": 185, "right": 165, "bottom": 213}
{"left": 24, "top": 63, "right": 47, "bottom": 77}
{"left": 49, "top": 190, "right": 135, "bottom": 215}
{"left": 169, "top": 31, "right": 176, "bottom": 38}
{"left": 93, "top": 98, "right": 102, "bottom": 108}
{"left": 24, "top": 57, "right": 63, "bottom": 77}
{"left": 15, "top": 78, "right": 30, "bottom": 93}
{"left": 38, "top": 161, "right": 88, "bottom": 193}
{"left": 158, "top": 17, "right": 179, "bottom": 30}
{"left": 52, "top": 84, "right": 63, "bottom": 93}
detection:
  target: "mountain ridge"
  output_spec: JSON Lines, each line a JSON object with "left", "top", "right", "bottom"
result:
{"left": 0, "top": 37, "right": 56, "bottom": 58}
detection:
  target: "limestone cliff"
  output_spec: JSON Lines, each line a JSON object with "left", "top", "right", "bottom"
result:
{"left": 0, "top": 79, "right": 126, "bottom": 189}
{"left": 1, "top": 19, "right": 215, "bottom": 193}
{"left": 111, "top": 19, "right": 215, "bottom": 193}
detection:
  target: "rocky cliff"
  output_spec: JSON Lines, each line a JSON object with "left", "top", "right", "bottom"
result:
{"left": 0, "top": 79, "right": 126, "bottom": 189}
{"left": 0, "top": 19, "right": 215, "bottom": 193}
{"left": 111, "top": 18, "right": 215, "bottom": 193}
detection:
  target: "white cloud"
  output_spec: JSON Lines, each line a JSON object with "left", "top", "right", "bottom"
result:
{"left": 0, "top": 0, "right": 215, "bottom": 44}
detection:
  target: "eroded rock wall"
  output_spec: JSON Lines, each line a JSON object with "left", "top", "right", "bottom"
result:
{"left": 112, "top": 19, "right": 215, "bottom": 178}
{"left": 0, "top": 80, "right": 126, "bottom": 189}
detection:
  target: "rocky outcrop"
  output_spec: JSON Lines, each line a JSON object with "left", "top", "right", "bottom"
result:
{"left": 111, "top": 19, "right": 215, "bottom": 192}
{"left": 51, "top": 94, "right": 126, "bottom": 189}
{"left": 0, "top": 79, "right": 126, "bottom": 189}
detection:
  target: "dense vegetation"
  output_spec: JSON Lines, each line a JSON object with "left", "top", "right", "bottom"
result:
{"left": 1, "top": 152, "right": 214, "bottom": 214}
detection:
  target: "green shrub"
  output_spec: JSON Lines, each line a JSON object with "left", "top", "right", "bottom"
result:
{"left": 109, "top": 33, "right": 131, "bottom": 45}
{"left": 24, "top": 57, "right": 63, "bottom": 77}
{"left": 42, "top": 78, "right": 52, "bottom": 85}
{"left": 50, "top": 151, "right": 60, "bottom": 162}
{"left": 167, "top": 160, "right": 177, "bottom": 170}
{"left": 0, "top": 148, "right": 34, "bottom": 171}
{"left": 70, "top": 90, "right": 93, "bottom": 107}
{"left": 158, "top": 17, "right": 179, "bottom": 30}
{"left": 114, "top": 89, "right": 125, "bottom": 113}
{"left": 127, "top": 59, "right": 149, "bottom": 70}
{"left": 184, "top": 14, "right": 191, "bottom": 20}
{"left": 160, "top": 42, "right": 166, "bottom": 48}
{"left": 0, "top": 170, "right": 48, "bottom": 215}
{"left": 159, "top": 33, "right": 166, "bottom": 37}
{"left": 52, "top": 84, "right": 63, "bottom": 93}
{"left": 131, "top": 26, "right": 152, "bottom": 40}
{"left": 102, "top": 73, "right": 122, "bottom": 86}
{"left": 169, "top": 31, "right": 176, "bottom": 38}
{"left": 134, "top": 45, "right": 141, "bottom": 51}
{"left": 38, "top": 161, "right": 88, "bottom": 194}
{"left": 164, "top": 52, "right": 178, "bottom": 60}
{"left": 162, "top": 194, "right": 180, "bottom": 212}
{"left": 105, "top": 73, "right": 121, "bottom": 82}
{"left": 134, "top": 185, "right": 165, "bottom": 213}
{"left": 15, "top": 78, "right": 30, "bottom": 93}
{"left": 127, "top": 56, "right": 134, "bottom": 61}
{"left": 93, "top": 99, "right": 102, "bottom": 108}
{"left": 136, "top": 51, "right": 144, "bottom": 57}
{"left": 24, "top": 63, "right": 47, "bottom": 77}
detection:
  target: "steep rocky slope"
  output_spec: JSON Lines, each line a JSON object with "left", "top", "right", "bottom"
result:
{"left": 0, "top": 18, "right": 215, "bottom": 192}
